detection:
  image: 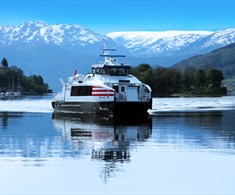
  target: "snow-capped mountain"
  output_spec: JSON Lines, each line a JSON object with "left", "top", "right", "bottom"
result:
{"left": 0, "top": 21, "right": 106, "bottom": 47}
{"left": 185, "top": 28, "right": 235, "bottom": 53}
{"left": 107, "top": 31, "right": 213, "bottom": 57}
{"left": 1, "top": 21, "right": 235, "bottom": 90}
{"left": 107, "top": 29, "right": 235, "bottom": 58}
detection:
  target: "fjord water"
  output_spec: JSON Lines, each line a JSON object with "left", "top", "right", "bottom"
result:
{"left": 0, "top": 96, "right": 235, "bottom": 194}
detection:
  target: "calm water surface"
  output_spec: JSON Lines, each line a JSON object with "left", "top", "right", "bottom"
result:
{"left": 0, "top": 96, "right": 235, "bottom": 194}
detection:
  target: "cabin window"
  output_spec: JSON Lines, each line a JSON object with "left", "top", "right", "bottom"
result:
{"left": 110, "top": 68, "right": 117, "bottom": 75}
{"left": 92, "top": 67, "right": 131, "bottom": 76}
{"left": 121, "top": 86, "right": 125, "bottom": 92}
{"left": 92, "top": 68, "right": 103, "bottom": 74}
{"left": 97, "top": 69, "right": 101, "bottom": 74}
{"left": 71, "top": 86, "right": 92, "bottom": 96}
{"left": 101, "top": 68, "right": 105, "bottom": 74}
{"left": 119, "top": 69, "right": 125, "bottom": 75}
{"left": 109, "top": 68, "right": 130, "bottom": 76}
{"left": 113, "top": 85, "right": 119, "bottom": 93}
{"left": 103, "top": 68, "right": 110, "bottom": 75}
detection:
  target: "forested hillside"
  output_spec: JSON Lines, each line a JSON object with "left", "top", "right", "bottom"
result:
{"left": 0, "top": 58, "right": 51, "bottom": 94}
{"left": 173, "top": 43, "right": 235, "bottom": 79}
{"left": 131, "top": 64, "right": 227, "bottom": 96}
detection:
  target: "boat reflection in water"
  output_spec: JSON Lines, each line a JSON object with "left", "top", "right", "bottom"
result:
{"left": 52, "top": 113, "right": 152, "bottom": 182}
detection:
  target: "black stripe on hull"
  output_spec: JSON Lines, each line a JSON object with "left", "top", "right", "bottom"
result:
{"left": 52, "top": 100, "right": 152, "bottom": 115}
{"left": 52, "top": 101, "right": 114, "bottom": 114}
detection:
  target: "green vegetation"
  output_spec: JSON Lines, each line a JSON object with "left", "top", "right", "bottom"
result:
{"left": 131, "top": 63, "right": 227, "bottom": 96}
{"left": 173, "top": 42, "right": 235, "bottom": 79}
{"left": 0, "top": 58, "right": 51, "bottom": 94}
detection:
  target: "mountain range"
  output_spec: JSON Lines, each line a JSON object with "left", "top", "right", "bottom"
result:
{"left": 107, "top": 29, "right": 235, "bottom": 65}
{"left": 0, "top": 21, "right": 235, "bottom": 90}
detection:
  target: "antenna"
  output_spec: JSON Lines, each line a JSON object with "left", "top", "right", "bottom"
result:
{"left": 102, "top": 39, "right": 109, "bottom": 62}
{"left": 99, "top": 39, "right": 125, "bottom": 65}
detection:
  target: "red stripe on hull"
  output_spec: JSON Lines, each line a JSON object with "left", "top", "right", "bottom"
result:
{"left": 92, "top": 86, "right": 114, "bottom": 91}
{"left": 92, "top": 90, "right": 114, "bottom": 92}
{"left": 92, "top": 94, "right": 114, "bottom": 96}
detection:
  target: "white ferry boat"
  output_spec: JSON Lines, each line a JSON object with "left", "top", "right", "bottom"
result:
{"left": 52, "top": 44, "right": 152, "bottom": 115}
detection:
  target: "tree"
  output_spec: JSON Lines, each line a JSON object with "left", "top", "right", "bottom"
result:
{"left": 182, "top": 66, "right": 196, "bottom": 91}
{"left": 135, "top": 63, "right": 152, "bottom": 73}
{"left": 205, "top": 69, "right": 227, "bottom": 95}
{"left": 151, "top": 67, "right": 181, "bottom": 95}
{"left": 1, "top": 57, "right": 8, "bottom": 68}
{"left": 207, "top": 69, "right": 224, "bottom": 88}
{"left": 168, "top": 68, "right": 182, "bottom": 93}
{"left": 131, "top": 63, "right": 154, "bottom": 85}
{"left": 194, "top": 69, "right": 206, "bottom": 88}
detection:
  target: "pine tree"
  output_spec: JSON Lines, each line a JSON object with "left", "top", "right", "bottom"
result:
{"left": 1, "top": 57, "right": 8, "bottom": 68}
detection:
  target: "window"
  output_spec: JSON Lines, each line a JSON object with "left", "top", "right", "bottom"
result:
{"left": 121, "top": 86, "right": 125, "bottom": 92}
{"left": 92, "top": 66, "right": 131, "bottom": 76}
{"left": 110, "top": 68, "right": 118, "bottom": 75}
{"left": 92, "top": 68, "right": 102, "bottom": 74}
{"left": 113, "top": 85, "right": 119, "bottom": 93}
{"left": 71, "top": 86, "right": 92, "bottom": 96}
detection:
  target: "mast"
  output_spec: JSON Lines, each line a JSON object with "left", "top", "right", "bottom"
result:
{"left": 16, "top": 74, "right": 20, "bottom": 92}
{"left": 99, "top": 39, "right": 125, "bottom": 65}
{"left": 8, "top": 76, "right": 11, "bottom": 90}
{"left": 12, "top": 75, "right": 15, "bottom": 91}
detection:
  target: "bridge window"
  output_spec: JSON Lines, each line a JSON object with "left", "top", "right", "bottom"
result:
{"left": 92, "top": 67, "right": 130, "bottom": 76}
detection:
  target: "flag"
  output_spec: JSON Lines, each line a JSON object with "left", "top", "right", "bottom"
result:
{"left": 74, "top": 69, "right": 77, "bottom": 76}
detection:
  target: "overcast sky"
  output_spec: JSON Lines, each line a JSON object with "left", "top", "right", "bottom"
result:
{"left": 1, "top": 0, "right": 235, "bottom": 34}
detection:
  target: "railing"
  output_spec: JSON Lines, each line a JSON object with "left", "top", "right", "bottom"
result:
{"left": 139, "top": 93, "right": 151, "bottom": 102}
{"left": 114, "top": 93, "right": 151, "bottom": 102}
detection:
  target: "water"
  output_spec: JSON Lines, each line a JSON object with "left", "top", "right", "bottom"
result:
{"left": 0, "top": 96, "right": 235, "bottom": 194}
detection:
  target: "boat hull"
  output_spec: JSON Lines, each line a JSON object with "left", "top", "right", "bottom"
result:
{"left": 52, "top": 101, "right": 114, "bottom": 114}
{"left": 52, "top": 100, "right": 151, "bottom": 115}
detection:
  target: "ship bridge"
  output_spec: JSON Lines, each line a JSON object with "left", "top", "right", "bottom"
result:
{"left": 91, "top": 64, "right": 131, "bottom": 76}
{"left": 91, "top": 45, "right": 132, "bottom": 77}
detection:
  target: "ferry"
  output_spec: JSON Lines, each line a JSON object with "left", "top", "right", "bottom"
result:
{"left": 52, "top": 44, "right": 152, "bottom": 115}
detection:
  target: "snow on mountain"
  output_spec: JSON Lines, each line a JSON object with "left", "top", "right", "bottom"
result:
{"left": 107, "top": 31, "right": 213, "bottom": 56}
{"left": 194, "top": 28, "right": 235, "bottom": 50}
{"left": 0, "top": 21, "right": 106, "bottom": 47}
{"left": 1, "top": 21, "right": 235, "bottom": 58}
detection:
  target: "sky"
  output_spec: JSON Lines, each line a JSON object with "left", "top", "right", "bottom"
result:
{"left": 1, "top": 0, "right": 235, "bottom": 34}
